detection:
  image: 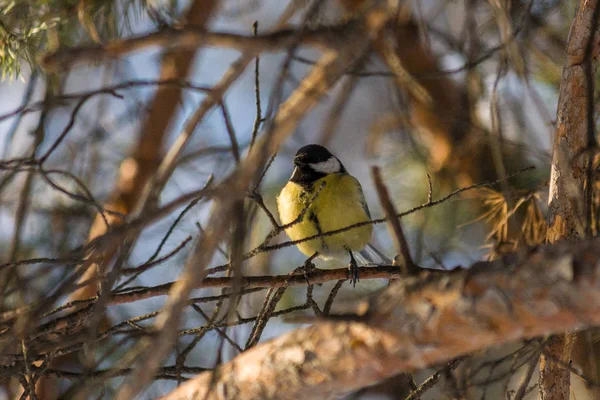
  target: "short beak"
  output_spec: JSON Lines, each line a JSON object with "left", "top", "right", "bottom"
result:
{"left": 293, "top": 157, "right": 307, "bottom": 167}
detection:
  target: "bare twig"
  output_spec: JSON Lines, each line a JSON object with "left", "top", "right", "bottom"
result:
{"left": 404, "top": 356, "right": 468, "bottom": 400}
{"left": 250, "top": 21, "right": 262, "bottom": 150}
{"left": 109, "top": 266, "right": 402, "bottom": 307}
{"left": 371, "top": 166, "right": 417, "bottom": 273}
{"left": 513, "top": 350, "right": 541, "bottom": 400}
{"left": 323, "top": 280, "right": 345, "bottom": 315}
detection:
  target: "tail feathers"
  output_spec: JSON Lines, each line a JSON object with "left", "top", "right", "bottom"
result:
{"left": 355, "top": 243, "right": 392, "bottom": 265}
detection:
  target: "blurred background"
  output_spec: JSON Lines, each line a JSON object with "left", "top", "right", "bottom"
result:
{"left": 0, "top": 0, "right": 588, "bottom": 398}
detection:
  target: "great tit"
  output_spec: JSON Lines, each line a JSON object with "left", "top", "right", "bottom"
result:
{"left": 277, "top": 144, "right": 390, "bottom": 286}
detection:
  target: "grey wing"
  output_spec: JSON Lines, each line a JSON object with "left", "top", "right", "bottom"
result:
{"left": 357, "top": 243, "right": 392, "bottom": 265}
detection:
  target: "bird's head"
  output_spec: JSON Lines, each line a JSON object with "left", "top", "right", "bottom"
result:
{"left": 293, "top": 144, "right": 344, "bottom": 173}
{"left": 290, "top": 144, "right": 346, "bottom": 185}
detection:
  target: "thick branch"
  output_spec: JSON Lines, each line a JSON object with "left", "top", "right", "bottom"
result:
{"left": 161, "top": 239, "right": 600, "bottom": 400}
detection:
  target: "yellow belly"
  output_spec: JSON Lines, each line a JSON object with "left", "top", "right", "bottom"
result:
{"left": 276, "top": 174, "right": 373, "bottom": 258}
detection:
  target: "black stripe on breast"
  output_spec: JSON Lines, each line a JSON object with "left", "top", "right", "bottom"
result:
{"left": 308, "top": 211, "right": 327, "bottom": 251}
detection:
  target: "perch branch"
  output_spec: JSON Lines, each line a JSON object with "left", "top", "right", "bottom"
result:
{"left": 161, "top": 239, "right": 600, "bottom": 400}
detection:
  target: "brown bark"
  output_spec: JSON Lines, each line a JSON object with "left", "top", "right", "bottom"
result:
{"left": 539, "top": 336, "right": 575, "bottom": 400}
{"left": 161, "top": 239, "right": 600, "bottom": 400}
{"left": 542, "top": 1, "right": 600, "bottom": 399}
{"left": 547, "top": 0, "right": 600, "bottom": 243}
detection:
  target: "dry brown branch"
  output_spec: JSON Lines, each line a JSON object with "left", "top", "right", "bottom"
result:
{"left": 513, "top": 350, "right": 541, "bottom": 400}
{"left": 161, "top": 239, "right": 600, "bottom": 400}
{"left": 404, "top": 356, "right": 468, "bottom": 400}
{"left": 41, "top": 23, "right": 358, "bottom": 71}
{"left": 109, "top": 266, "right": 399, "bottom": 306}
{"left": 543, "top": 1, "right": 600, "bottom": 399}
{"left": 0, "top": 79, "right": 211, "bottom": 124}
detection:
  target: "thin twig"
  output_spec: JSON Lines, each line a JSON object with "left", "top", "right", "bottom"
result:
{"left": 513, "top": 350, "right": 541, "bottom": 400}
{"left": 108, "top": 265, "right": 405, "bottom": 306}
{"left": 404, "top": 356, "right": 469, "bottom": 400}
{"left": 426, "top": 173, "right": 433, "bottom": 204}
{"left": 219, "top": 101, "right": 241, "bottom": 163}
{"left": 371, "top": 166, "right": 417, "bottom": 273}
{"left": 250, "top": 21, "right": 262, "bottom": 150}
{"left": 0, "top": 79, "right": 212, "bottom": 124}
{"left": 323, "top": 280, "right": 345, "bottom": 315}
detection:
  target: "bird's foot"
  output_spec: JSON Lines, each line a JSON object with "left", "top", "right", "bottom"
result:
{"left": 302, "top": 252, "right": 319, "bottom": 285}
{"left": 348, "top": 255, "right": 359, "bottom": 288}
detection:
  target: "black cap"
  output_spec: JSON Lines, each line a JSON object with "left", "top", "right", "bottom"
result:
{"left": 293, "top": 144, "right": 334, "bottom": 166}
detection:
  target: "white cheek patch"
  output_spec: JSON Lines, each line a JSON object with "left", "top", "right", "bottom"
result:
{"left": 309, "top": 157, "right": 341, "bottom": 174}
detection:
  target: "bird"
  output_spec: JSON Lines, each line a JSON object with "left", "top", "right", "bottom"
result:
{"left": 277, "top": 144, "right": 390, "bottom": 286}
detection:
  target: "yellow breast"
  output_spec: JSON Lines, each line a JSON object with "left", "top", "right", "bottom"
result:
{"left": 276, "top": 174, "right": 373, "bottom": 258}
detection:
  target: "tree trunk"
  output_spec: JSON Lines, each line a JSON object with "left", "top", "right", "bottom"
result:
{"left": 542, "top": 1, "right": 600, "bottom": 399}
